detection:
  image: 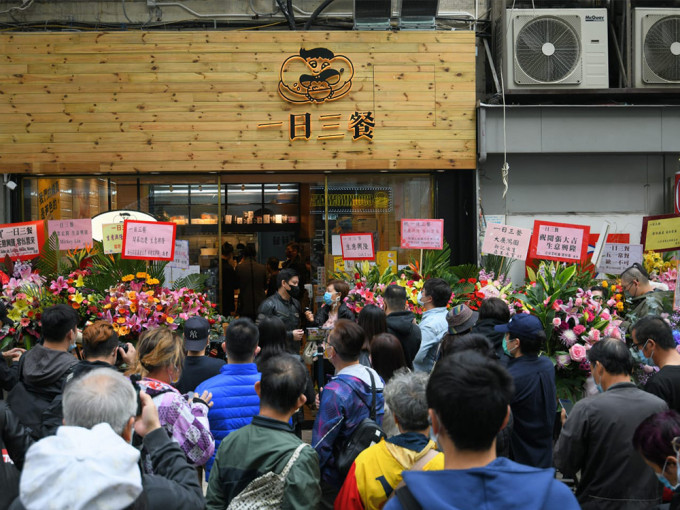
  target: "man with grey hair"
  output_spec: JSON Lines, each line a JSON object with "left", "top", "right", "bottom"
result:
{"left": 621, "top": 263, "right": 671, "bottom": 323}
{"left": 335, "top": 371, "right": 443, "bottom": 509}
{"left": 11, "top": 368, "right": 205, "bottom": 510}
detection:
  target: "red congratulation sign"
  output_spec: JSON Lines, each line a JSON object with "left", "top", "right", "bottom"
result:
{"left": 0, "top": 221, "right": 45, "bottom": 261}
{"left": 400, "top": 219, "right": 444, "bottom": 250}
{"left": 340, "top": 233, "right": 375, "bottom": 260}
{"left": 122, "top": 220, "right": 176, "bottom": 261}
{"left": 528, "top": 220, "right": 589, "bottom": 263}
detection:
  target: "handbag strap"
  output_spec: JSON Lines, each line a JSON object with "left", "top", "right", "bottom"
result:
{"left": 281, "top": 443, "right": 308, "bottom": 479}
{"left": 366, "top": 367, "right": 377, "bottom": 421}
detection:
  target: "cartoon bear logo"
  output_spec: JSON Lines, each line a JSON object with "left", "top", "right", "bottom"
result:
{"left": 278, "top": 47, "right": 354, "bottom": 104}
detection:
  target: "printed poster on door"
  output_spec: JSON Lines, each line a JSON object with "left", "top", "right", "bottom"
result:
{"left": 340, "top": 233, "right": 375, "bottom": 260}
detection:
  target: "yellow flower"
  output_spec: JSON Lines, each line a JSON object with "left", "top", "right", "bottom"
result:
{"left": 136, "top": 272, "right": 149, "bottom": 279}
{"left": 116, "top": 317, "right": 126, "bottom": 324}
{"left": 615, "top": 294, "right": 622, "bottom": 301}
{"left": 7, "top": 308, "right": 23, "bottom": 322}
{"left": 601, "top": 280, "right": 608, "bottom": 288}
{"left": 103, "top": 303, "right": 112, "bottom": 310}
{"left": 110, "top": 297, "right": 117, "bottom": 303}
{"left": 118, "top": 326, "right": 130, "bottom": 336}
{"left": 75, "top": 274, "right": 85, "bottom": 288}
{"left": 72, "top": 292, "right": 84, "bottom": 305}
{"left": 147, "top": 278, "right": 160, "bottom": 285}
{"left": 127, "top": 291, "right": 137, "bottom": 299}
{"left": 122, "top": 274, "right": 135, "bottom": 282}
{"left": 616, "top": 302, "right": 625, "bottom": 311}
{"left": 166, "top": 317, "right": 175, "bottom": 324}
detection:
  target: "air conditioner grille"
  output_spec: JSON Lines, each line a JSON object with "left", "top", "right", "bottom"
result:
{"left": 643, "top": 15, "right": 680, "bottom": 82}
{"left": 515, "top": 16, "right": 581, "bottom": 83}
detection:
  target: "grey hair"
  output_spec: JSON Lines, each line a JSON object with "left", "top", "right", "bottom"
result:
{"left": 63, "top": 368, "right": 137, "bottom": 435}
{"left": 621, "top": 266, "right": 648, "bottom": 284}
{"left": 383, "top": 369, "right": 430, "bottom": 432}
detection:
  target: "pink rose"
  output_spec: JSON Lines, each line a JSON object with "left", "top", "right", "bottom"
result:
{"left": 600, "top": 311, "right": 611, "bottom": 321}
{"left": 553, "top": 318, "right": 562, "bottom": 327}
{"left": 573, "top": 324, "right": 586, "bottom": 336}
{"left": 569, "top": 344, "right": 587, "bottom": 362}
{"left": 587, "top": 329, "right": 601, "bottom": 343}
{"left": 575, "top": 298, "right": 583, "bottom": 307}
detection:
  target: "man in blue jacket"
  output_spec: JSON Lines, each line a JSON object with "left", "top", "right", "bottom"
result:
{"left": 196, "top": 318, "right": 261, "bottom": 480}
{"left": 495, "top": 313, "right": 556, "bottom": 468}
{"left": 413, "top": 278, "right": 451, "bottom": 373}
{"left": 385, "top": 352, "right": 579, "bottom": 510}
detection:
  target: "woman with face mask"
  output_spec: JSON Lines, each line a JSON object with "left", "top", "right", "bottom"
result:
{"left": 634, "top": 410, "right": 680, "bottom": 506}
{"left": 128, "top": 327, "right": 215, "bottom": 471}
{"left": 305, "top": 279, "right": 354, "bottom": 329}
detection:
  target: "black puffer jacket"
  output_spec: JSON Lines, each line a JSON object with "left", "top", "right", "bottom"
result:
{"left": 0, "top": 402, "right": 33, "bottom": 510}
{"left": 386, "top": 311, "right": 421, "bottom": 369}
{"left": 471, "top": 318, "right": 507, "bottom": 360}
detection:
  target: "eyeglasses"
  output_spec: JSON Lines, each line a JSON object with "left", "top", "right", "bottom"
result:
{"left": 622, "top": 280, "right": 636, "bottom": 294}
{"left": 672, "top": 436, "right": 680, "bottom": 455}
{"left": 631, "top": 339, "right": 649, "bottom": 352}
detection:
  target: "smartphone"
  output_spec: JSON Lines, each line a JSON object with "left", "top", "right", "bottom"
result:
{"left": 559, "top": 398, "right": 574, "bottom": 418}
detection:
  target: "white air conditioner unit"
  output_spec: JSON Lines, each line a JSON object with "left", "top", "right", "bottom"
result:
{"left": 634, "top": 8, "right": 680, "bottom": 87}
{"left": 502, "top": 8, "right": 609, "bottom": 90}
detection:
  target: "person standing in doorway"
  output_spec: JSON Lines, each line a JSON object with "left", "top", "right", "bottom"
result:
{"left": 235, "top": 243, "right": 267, "bottom": 321}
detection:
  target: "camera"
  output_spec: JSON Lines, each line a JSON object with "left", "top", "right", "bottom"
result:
{"left": 116, "top": 341, "right": 129, "bottom": 366}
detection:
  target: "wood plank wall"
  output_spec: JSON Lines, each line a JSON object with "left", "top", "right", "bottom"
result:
{"left": 0, "top": 31, "right": 476, "bottom": 175}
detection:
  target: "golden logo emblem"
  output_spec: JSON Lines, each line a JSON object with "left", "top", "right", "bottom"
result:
{"left": 278, "top": 47, "right": 354, "bottom": 104}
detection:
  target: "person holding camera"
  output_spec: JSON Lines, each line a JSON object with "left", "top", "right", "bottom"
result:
{"left": 40, "top": 320, "right": 137, "bottom": 437}
{"left": 128, "top": 327, "right": 215, "bottom": 471}
{"left": 11, "top": 367, "right": 205, "bottom": 510}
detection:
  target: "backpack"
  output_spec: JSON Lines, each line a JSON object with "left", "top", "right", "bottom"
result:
{"left": 334, "top": 368, "right": 385, "bottom": 478}
{"left": 227, "top": 443, "right": 308, "bottom": 510}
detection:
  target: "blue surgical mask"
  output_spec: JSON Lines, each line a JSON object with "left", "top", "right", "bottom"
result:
{"left": 638, "top": 340, "right": 656, "bottom": 367}
{"left": 417, "top": 291, "right": 424, "bottom": 306}
{"left": 657, "top": 455, "right": 680, "bottom": 491}
{"left": 502, "top": 338, "right": 517, "bottom": 358}
{"left": 323, "top": 292, "right": 334, "bottom": 306}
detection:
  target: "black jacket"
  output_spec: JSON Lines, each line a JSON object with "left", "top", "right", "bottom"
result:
{"left": 385, "top": 311, "right": 422, "bottom": 369}
{"left": 0, "top": 402, "right": 33, "bottom": 510}
{"left": 235, "top": 259, "right": 268, "bottom": 319}
{"left": 257, "top": 292, "right": 302, "bottom": 352}
{"left": 139, "top": 427, "right": 206, "bottom": 510}
{"left": 6, "top": 346, "right": 77, "bottom": 439}
{"left": 471, "top": 318, "right": 507, "bottom": 360}
{"left": 312, "top": 303, "right": 355, "bottom": 327}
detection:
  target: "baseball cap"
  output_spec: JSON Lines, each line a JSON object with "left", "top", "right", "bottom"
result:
{"left": 184, "top": 316, "right": 210, "bottom": 351}
{"left": 494, "top": 313, "right": 543, "bottom": 338}
{"left": 446, "top": 304, "right": 479, "bottom": 335}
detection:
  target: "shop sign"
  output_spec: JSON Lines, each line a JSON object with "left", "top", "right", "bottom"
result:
{"left": 529, "top": 221, "right": 589, "bottom": 263}
{"left": 258, "top": 48, "right": 373, "bottom": 141}
{"left": 0, "top": 221, "right": 45, "bottom": 261}
{"left": 47, "top": 219, "right": 92, "bottom": 251}
{"left": 400, "top": 219, "right": 444, "bottom": 250}
{"left": 597, "top": 243, "right": 644, "bottom": 275}
{"left": 38, "top": 179, "right": 60, "bottom": 220}
{"left": 102, "top": 223, "right": 124, "bottom": 254}
{"left": 169, "top": 240, "right": 190, "bottom": 270}
{"left": 310, "top": 186, "right": 392, "bottom": 214}
{"left": 122, "top": 220, "right": 176, "bottom": 261}
{"left": 340, "top": 233, "right": 375, "bottom": 260}
{"left": 482, "top": 224, "right": 532, "bottom": 261}
{"left": 641, "top": 214, "right": 680, "bottom": 252}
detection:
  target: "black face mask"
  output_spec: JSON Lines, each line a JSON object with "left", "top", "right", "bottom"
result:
{"left": 288, "top": 284, "right": 301, "bottom": 298}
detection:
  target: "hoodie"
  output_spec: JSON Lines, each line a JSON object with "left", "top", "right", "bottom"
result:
{"left": 18, "top": 423, "right": 143, "bottom": 510}
{"left": 312, "top": 364, "right": 385, "bottom": 489}
{"left": 383, "top": 457, "right": 580, "bottom": 510}
{"left": 385, "top": 311, "right": 421, "bottom": 368}
{"left": 20, "top": 345, "right": 77, "bottom": 394}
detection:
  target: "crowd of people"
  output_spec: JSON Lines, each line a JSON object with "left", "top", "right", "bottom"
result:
{"left": 0, "top": 262, "right": 679, "bottom": 509}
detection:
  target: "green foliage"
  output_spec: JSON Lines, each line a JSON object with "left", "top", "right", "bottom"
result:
{"left": 449, "top": 263, "right": 481, "bottom": 282}
{"left": 481, "top": 254, "right": 514, "bottom": 280}
{"left": 514, "top": 261, "right": 580, "bottom": 353}
{"left": 173, "top": 273, "right": 208, "bottom": 291}
{"left": 330, "top": 261, "right": 397, "bottom": 288}
{"left": 34, "top": 233, "right": 62, "bottom": 281}
{"left": 85, "top": 241, "right": 168, "bottom": 292}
